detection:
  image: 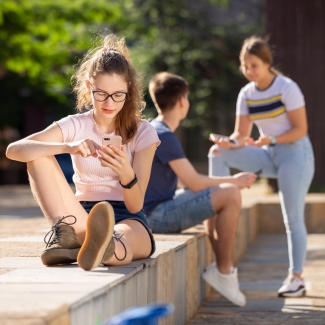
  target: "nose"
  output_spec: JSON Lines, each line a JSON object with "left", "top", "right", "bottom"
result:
{"left": 103, "top": 96, "right": 115, "bottom": 105}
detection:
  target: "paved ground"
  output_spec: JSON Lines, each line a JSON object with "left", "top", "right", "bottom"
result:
{"left": 188, "top": 234, "right": 325, "bottom": 325}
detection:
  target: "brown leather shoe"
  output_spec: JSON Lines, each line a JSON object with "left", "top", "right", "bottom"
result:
{"left": 41, "top": 216, "right": 81, "bottom": 266}
{"left": 77, "top": 201, "right": 115, "bottom": 271}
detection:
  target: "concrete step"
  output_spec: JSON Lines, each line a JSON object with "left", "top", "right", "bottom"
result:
{"left": 188, "top": 234, "right": 325, "bottom": 325}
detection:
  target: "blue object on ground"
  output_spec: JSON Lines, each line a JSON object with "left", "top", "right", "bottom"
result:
{"left": 102, "top": 303, "right": 175, "bottom": 325}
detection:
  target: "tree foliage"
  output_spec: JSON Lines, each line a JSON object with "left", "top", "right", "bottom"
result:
{"left": 0, "top": 0, "right": 123, "bottom": 129}
{"left": 0, "top": 0, "right": 263, "bottom": 142}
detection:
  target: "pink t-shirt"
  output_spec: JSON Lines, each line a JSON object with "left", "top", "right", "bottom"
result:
{"left": 56, "top": 110, "right": 160, "bottom": 201}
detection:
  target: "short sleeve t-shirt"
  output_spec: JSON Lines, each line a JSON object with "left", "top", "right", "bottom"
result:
{"left": 144, "top": 120, "right": 186, "bottom": 215}
{"left": 56, "top": 110, "right": 160, "bottom": 202}
{"left": 236, "top": 75, "right": 305, "bottom": 136}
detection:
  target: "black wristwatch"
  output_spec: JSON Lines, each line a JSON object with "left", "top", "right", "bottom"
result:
{"left": 119, "top": 174, "right": 138, "bottom": 189}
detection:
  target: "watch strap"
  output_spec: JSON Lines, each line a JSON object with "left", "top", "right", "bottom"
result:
{"left": 119, "top": 174, "right": 138, "bottom": 189}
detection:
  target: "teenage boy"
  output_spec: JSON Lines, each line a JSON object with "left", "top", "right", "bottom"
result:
{"left": 144, "top": 72, "right": 257, "bottom": 307}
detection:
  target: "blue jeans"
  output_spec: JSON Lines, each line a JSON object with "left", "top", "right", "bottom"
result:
{"left": 209, "top": 136, "right": 315, "bottom": 273}
{"left": 146, "top": 188, "right": 216, "bottom": 233}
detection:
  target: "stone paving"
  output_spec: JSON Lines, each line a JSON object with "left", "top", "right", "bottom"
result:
{"left": 187, "top": 234, "right": 325, "bottom": 325}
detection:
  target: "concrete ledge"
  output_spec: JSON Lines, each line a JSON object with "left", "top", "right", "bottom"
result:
{"left": 243, "top": 193, "right": 325, "bottom": 234}
{"left": 0, "top": 234, "right": 214, "bottom": 325}
{"left": 1, "top": 191, "right": 324, "bottom": 325}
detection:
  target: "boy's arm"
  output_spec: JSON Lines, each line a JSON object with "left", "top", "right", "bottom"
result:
{"left": 169, "top": 158, "right": 256, "bottom": 191}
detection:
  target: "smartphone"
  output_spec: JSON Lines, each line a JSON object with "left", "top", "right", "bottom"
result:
{"left": 210, "top": 133, "right": 236, "bottom": 144}
{"left": 255, "top": 169, "right": 262, "bottom": 176}
{"left": 102, "top": 135, "right": 122, "bottom": 148}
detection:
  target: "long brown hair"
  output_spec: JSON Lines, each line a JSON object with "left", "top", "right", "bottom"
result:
{"left": 71, "top": 34, "right": 144, "bottom": 144}
{"left": 239, "top": 36, "right": 282, "bottom": 75}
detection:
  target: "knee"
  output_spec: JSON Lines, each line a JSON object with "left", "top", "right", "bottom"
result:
{"left": 209, "top": 144, "right": 220, "bottom": 157}
{"left": 212, "top": 183, "right": 241, "bottom": 210}
{"left": 27, "top": 156, "right": 51, "bottom": 169}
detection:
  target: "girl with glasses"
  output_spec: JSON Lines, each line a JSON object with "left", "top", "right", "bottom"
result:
{"left": 6, "top": 33, "right": 160, "bottom": 271}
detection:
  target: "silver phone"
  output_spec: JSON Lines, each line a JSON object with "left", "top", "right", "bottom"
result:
{"left": 210, "top": 133, "right": 236, "bottom": 144}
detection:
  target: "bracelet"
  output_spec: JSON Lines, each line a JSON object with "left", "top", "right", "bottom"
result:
{"left": 119, "top": 174, "right": 138, "bottom": 189}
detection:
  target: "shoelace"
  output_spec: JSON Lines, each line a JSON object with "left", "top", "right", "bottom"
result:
{"left": 44, "top": 215, "right": 77, "bottom": 248}
{"left": 113, "top": 230, "right": 127, "bottom": 261}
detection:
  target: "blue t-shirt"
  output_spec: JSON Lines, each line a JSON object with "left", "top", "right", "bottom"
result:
{"left": 144, "top": 120, "right": 186, "bottom": 215}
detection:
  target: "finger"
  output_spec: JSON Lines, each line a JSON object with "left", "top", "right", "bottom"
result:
{"left": 88, "top": 142, "right": 98, "bottom": 156}
{"left": 93, "top": 142, "right": 101, "bottom": 150}
{"left": 101, "top": 145, "right": 116, "bottom": 158}
{"left": 98, "top": 150, "right": 116, "bottom": 163}
{"left": 99, "top": 150, "right": 123, "bottom": 168}
{"left": 82, "top": 143, "right": 92, "bottom": 157}
{"left": 108, "top": 144, "right": 122, "bottom": 156}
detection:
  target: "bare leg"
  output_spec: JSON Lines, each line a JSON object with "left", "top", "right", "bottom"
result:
{"left": 104, "top": 219, "right": 152, "bottom": 266}
{"left": 27, "top": 156, "right": 88, "bottom": 243}
{"left": 203, "top": 183, "right": 241, "bottom": 274}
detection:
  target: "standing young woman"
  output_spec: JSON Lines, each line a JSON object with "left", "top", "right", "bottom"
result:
{"left": 6, "top": 34, "right": 160, "bottom": 271}
{"left": 208, "top": 36, "right": 314, "bottom": 297}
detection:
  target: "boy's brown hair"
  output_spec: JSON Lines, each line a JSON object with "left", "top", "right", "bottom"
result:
{"left": 149, "top": 72, "right": 189, "bottom": 112}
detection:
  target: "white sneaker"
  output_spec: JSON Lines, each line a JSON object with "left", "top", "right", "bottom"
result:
{"left": 278, "top": 274, "right": 306, "bottom": 297}
{"left": 202, "top": 265, "right": 246, "bottom": 307}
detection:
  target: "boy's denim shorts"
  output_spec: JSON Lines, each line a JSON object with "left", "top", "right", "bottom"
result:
{"left": 80, "top": 200, "right": 156, "bottom": 257}
{"left": 146, "top": 188, "right": 216, "bottom": 233}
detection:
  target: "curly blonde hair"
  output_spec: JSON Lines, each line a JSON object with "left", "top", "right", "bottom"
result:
{"left": 71, "top": 34, "right": 145, "bottom": 143}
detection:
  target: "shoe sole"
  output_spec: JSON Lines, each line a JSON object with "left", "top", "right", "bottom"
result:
{"left": 77, "top": 202, "right": 115, "bottom": 271}
{"left": 278, "top": 287, "right": 306, "bottom": 298}
{"left": 41, "top": 248, "right": 80, "bottom": 266}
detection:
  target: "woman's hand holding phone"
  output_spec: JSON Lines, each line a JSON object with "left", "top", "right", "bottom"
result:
{"left": 209, "top": 133, "right": 237, "bottom": 149}
{"left": 99, "top": 136, "right": 134, "bottom": 181}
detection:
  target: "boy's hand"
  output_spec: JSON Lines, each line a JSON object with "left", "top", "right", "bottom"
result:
{"left": 232, "top": 172, "right": 257, "bottom": 189}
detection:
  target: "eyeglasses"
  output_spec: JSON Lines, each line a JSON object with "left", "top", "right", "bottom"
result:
{"left": 90, "top": 86, "right": 128, "bottom": 103}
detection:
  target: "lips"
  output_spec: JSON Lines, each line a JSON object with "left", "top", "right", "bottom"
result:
{"left": 102, "top": 108, "right": 114, "bottom": 114}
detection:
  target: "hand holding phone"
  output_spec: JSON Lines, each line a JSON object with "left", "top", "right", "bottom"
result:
{"left": 210, "top": 133, "right": 236, "bottom": 144}
{"left": 254, "top": 169, "right": 262, "bottom": 176}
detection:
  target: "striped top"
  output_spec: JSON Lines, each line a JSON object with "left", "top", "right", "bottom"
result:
{"left": 236, "top": 76, "right": 305, "bottom": 136}
{"left": 56, "top": 110, "right": 160, "bottom": 201}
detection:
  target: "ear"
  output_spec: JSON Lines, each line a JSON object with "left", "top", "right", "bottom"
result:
{"left": 178, "top": 95, "right": 186, "bottom": 107}
{"left": 86, "top": 80, "right": 91, "bottom": 92}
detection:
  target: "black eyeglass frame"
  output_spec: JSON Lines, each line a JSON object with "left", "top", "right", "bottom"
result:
{"left": 90, "top": 86, "right": 128, "bottom": 103}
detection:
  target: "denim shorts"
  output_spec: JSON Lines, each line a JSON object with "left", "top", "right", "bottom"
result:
{"left": 146, "top": 188, "right": 216, "bottom": 233}
{"left": 80, "top": 200, "right": 156, "bottom": 257}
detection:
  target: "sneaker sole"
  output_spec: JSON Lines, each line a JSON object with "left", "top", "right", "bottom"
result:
{"left": 278, "top": 287, "right": 306, "bottom": 298}
{"left": 77, "top": 202, "right": 115, "bottom": 271}
{"left": 41, "top": 248, "right": 80, "bottom": 266}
